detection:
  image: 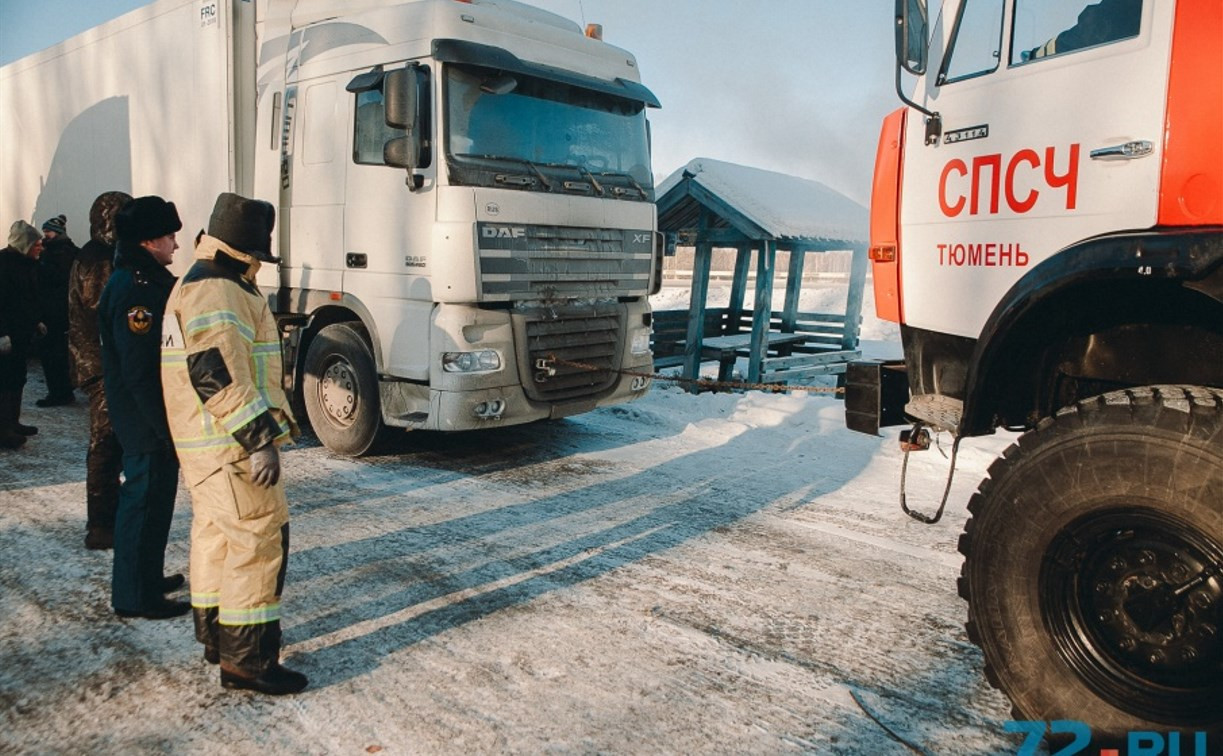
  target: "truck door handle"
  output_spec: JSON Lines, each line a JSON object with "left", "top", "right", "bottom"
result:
{"left": 346, "top": 253, "right": 367, "bottom": 269}
{"left": 1089, "top": 140, "right": 1153, "bottom": 161}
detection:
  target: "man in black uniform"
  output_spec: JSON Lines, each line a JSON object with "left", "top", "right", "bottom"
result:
{"left": 36, "top": 214, "right": 78, "bottom": 407}
{"left": 99, "top": 196, "right": 189, "bottom": 619}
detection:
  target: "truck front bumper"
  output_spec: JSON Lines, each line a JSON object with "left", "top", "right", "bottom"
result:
{"left": 380, "top": 354, "right": 653, "bottom": 432}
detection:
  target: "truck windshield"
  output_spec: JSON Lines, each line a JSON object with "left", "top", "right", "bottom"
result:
{"left": 445, "top": 63, "right": 653, "bottom": 198}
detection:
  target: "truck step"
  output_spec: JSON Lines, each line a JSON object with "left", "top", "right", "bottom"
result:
{"left": 904, "top": 394, "right": 963, "bottom": 433}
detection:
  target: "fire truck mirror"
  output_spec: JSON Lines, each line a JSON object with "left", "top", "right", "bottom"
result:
{"left": 895, "top": 0, "right": 929, "bottom": 75}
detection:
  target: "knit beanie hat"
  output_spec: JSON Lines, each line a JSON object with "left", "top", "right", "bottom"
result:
{"left": 116, "top": 196, "right": 183, "bottom": 244}
{"left": 207, "top": 192, "right": 276, "bottom": 261}
{"left": 89, "top": 191, "right": 134, "bottom": 246}
{"left": 42, "top": 214, "right": 67, "bottom": 236}
{"left": 7, "top": 220, "right": 41, "bottom": 256}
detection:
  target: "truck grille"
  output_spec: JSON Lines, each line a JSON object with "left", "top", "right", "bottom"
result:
{"left": 478, "top": 223, "right": 653, "bottom": 302}
{"left": 523, "top": 307, "right": 622, "bottom": 402}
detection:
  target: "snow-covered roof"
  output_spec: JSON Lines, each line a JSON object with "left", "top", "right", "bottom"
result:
{"left": 657, "top": 158, "right": 867, "bottom": 247}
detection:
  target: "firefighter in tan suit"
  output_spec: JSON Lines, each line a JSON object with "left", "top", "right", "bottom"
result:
{"left": 161, "top": 193, "right": 306, "bottom": 695}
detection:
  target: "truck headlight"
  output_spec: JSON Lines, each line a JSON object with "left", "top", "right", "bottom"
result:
{"left": 442, "top": 350, "right": 502, "bottom": 373}
{"left": 631, "top": 330, "right": 651, "bottom": 355}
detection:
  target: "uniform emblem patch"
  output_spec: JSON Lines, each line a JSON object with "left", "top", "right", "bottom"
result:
{"left": 127, "top": 306, "right": 154, "bottom": 334}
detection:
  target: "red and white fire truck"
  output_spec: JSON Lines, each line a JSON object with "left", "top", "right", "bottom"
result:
{"left": 846, "top": 0, "right": 1222, "bottom": 738}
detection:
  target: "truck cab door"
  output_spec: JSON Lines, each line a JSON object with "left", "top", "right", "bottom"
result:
{"left": 900, "top": 0, "right": 1172, "bottom": 339}
{"left": 280, "top": 77, "right": 348, "bottom": 295}
{"left": 341, "top": 64, "right": 436, "bottom": 380}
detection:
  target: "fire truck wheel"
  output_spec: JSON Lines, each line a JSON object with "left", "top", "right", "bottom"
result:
{"left": 957, "top": 386, "right": 1223, "bottom": 739}
{"left": 302, "top": 322, "right": 383, "bottom": 456}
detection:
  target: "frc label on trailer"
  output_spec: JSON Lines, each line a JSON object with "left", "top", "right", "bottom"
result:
{"left": 199, "top": 0, "right": 218, "bottom": 28}
{"left": 940, "top": 144, "right": 1080, "bottom": 217}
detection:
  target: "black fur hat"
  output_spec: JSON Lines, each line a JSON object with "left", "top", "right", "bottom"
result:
{"left": 115, "top": 196, "right": 182, "bottom": 244}
{"left": 207, "top": 192, "right": 276, "bottom": 261}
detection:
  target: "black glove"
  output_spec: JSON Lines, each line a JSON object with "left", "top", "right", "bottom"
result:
{"left": 249, "top": 444, "right": 281, "bottom": 488}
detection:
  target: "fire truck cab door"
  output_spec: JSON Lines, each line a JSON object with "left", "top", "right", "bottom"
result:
{"left": 900, "top": 0, "right": 1173, "bottom": 339}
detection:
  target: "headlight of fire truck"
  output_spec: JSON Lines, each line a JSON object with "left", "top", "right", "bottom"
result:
{"left": 442, "top": 350, "right": 502, "bottom": 373}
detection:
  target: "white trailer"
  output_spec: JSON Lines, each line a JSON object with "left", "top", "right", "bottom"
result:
{"left": 1, "top": 0, "right": 662, "bottom": 455}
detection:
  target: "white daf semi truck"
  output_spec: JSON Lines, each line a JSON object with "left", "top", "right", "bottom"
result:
{"left": 0, "top": 0, "right": 662, "bottom": 455}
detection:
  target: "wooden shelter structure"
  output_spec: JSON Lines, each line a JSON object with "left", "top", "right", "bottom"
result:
{"left": 652, "top": 158, "right": 869, "bottom": 390}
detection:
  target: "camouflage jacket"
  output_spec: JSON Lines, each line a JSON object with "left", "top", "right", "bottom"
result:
{"left": 68, "top": 240, "right": 114, "bottom": 387}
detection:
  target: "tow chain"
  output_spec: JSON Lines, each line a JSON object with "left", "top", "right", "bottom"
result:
{"left": 542, "top": 355, "right": 846, "bottom": 395}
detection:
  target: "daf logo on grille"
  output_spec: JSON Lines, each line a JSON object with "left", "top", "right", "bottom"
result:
{"left": 483, "top": 225, "right": 526, "bottom": 239}
{"left": 634, "top": 233, "right": 649, "bottom": 244}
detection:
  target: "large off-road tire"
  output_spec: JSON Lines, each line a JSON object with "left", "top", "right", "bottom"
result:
{"left": 302, "top": 322, "right": 383, "bottom": 457}
{"left": 957, "top": 386, "right": 1223, "bottom": 738}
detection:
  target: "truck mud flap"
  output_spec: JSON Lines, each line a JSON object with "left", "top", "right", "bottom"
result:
{"left": 845, "top": 360, "right": 909, "bottom": 436}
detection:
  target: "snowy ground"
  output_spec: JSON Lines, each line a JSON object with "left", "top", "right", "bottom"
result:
{"left": 1, "top": 284, "right": 1027, "bottom": 755}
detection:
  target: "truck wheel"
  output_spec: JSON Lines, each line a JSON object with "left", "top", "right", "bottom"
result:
{"left": 957, "top": 386, "right": 1223, "bottom": 738}
{"left": 302, "top": 322, "right": 382, "bottom": 456}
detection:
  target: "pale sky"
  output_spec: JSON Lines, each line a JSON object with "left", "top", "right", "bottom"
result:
{"left": 0, "top": 0, "right": 896, "bottom": 203}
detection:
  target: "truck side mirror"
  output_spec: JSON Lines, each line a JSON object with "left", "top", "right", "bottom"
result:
{"left": 384, "top": 65, "right": 423, "bottom": 182}
{"left": 385, "top": 66, "right": 417, "bottom": 131}
{"left": 895, "top": 0, "right": 928, "bottom": 75}
{"left": 384, "top": 137, "right": 413, "bottom": 169}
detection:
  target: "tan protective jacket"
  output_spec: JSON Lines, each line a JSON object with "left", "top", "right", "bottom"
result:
{"left": 161, "top": 235, "right": 298, "bottom": 487}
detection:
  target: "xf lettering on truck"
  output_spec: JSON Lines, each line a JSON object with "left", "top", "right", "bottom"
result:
{"left": 939, "top": 144, "right": 1080, "bottom": 218}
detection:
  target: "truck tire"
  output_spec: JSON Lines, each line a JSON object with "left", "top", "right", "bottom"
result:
{"left": 302, "top": 322, "right": 382, "bottom": 456}
{"left": 957, "top": 385, "right": 1223, "bottom": 738}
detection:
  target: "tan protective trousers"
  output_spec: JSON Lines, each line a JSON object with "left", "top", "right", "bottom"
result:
{"left": 189, "top": 459, "right": 290, "bottom": 672}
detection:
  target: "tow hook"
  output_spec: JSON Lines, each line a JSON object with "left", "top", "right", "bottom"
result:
{"left": 534, "top": 356, "right": 557, "bottom": 383}
{"left": 899, "top": 425, "right": 931, "bottom": 452}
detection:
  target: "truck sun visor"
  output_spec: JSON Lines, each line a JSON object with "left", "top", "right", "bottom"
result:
{"left": 431, "top": 39, "right": 661, "bottom": 108}
{"left": 346, "top": 66, "right": 385, "bottom": 93}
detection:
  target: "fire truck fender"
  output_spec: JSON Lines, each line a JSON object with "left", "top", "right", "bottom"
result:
{"left": 960, "top": 228, "right": 1223, "bottom": 435}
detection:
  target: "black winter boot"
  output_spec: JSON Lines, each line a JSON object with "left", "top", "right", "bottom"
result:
{"left": 8, "top": 391, "right": 36, "bottom": 436}
{"left": 84, "top": 526, "right": 114, "bottom": 550}
{"left": 220, "top": 663, "right": 308, "bottom": 695}
{"left": 219, "top": 620, "right": 308, "bottom": 695}
{"left": 193, "top": 606, "right": 220, "bottom": 665}
{"left": 0, "top": 392, "right": 27, "bottom": 449}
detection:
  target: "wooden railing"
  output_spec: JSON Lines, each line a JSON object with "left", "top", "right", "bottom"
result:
{"left": 650, "top": 307, "right": 861, "bottom": 386}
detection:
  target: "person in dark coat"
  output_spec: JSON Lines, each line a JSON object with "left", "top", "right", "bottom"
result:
{"left": 0, "top": 221, "right": 46, "bottom": 449}
{"left": 36, "top": 214, "right": 79, "bottom": 407}
{"left": 70, "top": 192, "right": 130, "bottom": 549}
{"left": 1025, "top": 0, "right": 1142, "bottom": 60}
{"left": 98, "top": 196, "right": 189, "bottom": 619}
